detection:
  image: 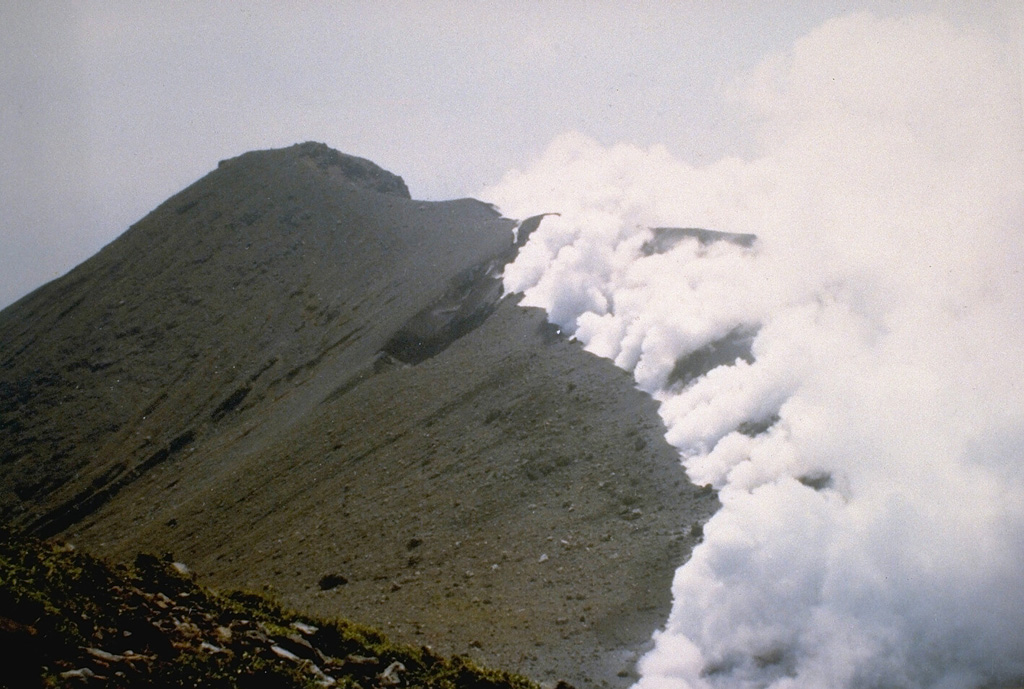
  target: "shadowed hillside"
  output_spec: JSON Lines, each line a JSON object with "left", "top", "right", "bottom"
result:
{"left": 0, "top": 143, "right": 717, "bottom": 686}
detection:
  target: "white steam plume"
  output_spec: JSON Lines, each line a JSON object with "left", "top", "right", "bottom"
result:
{"left": 483, "top": 12, "right": 1024, "bottom": 689}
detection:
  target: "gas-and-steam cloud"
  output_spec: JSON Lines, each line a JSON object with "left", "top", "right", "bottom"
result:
{"left": 483, "top": 13, "right": 1024, "bottom": 689}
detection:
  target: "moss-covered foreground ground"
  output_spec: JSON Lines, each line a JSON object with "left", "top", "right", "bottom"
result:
{"left": 0, "top": 532, "right": 553, "bottom": 689}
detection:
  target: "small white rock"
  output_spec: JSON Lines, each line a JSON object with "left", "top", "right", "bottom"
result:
{"left": 271, "top": 645, "right": 301, "bottom": 662}
{"left": 86, "top": 647, "right": 123, "bottom": 662}
{"left": 291, "top": 621, "right": 319, "bottom": 635}
{"left": 380, "top": 661, "right": 406, "bottom": 687}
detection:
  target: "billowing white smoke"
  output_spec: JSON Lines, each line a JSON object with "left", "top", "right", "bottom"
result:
{"left": 483, "top": 12, "right": 1024, "bottom": 689}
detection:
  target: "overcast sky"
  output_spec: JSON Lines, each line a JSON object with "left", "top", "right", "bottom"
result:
{"left": 1, "top": 1, "right": 1020, "bottom": 308}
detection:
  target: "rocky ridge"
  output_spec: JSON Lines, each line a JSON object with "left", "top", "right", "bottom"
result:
{"left": 0, "top": 533, "right": 544, "bottom": 689}
{"left": 0, "top": 143, "right": 718, "bottom": 686}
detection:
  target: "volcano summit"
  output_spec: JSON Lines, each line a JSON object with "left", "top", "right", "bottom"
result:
{"left": 0, "top": 142, "right": 716, "bottom": 687}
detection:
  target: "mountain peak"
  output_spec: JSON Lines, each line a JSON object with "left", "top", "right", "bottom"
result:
{"left": 0, "top": 144, "right": 714, "bottom": 688}
{"left": 218, "top": 141, "right": 411, "bottom": 199}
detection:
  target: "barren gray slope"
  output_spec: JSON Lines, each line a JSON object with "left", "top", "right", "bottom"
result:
{"left": 0, "top": 143, "right": 716, "bottom": 687}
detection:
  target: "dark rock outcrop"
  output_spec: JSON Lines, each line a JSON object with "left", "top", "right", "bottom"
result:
{"left": 641, "top": 226, "right": 757, "bottom": 255}
{"left": 667, "top": 326, "right": 758, "bottom": 392}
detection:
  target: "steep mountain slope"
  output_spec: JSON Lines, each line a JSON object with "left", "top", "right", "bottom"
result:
{"left": 0, "top": 143, "right": 716, "bottom": 686}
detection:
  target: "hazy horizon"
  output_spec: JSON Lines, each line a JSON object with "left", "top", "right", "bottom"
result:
{"left": 2, "top": 1, "right": 1020, "bottom": 308}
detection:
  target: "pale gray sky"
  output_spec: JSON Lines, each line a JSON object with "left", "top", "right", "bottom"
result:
{"left": 1, "top": 1, "right": 1019, "bottom": 308}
